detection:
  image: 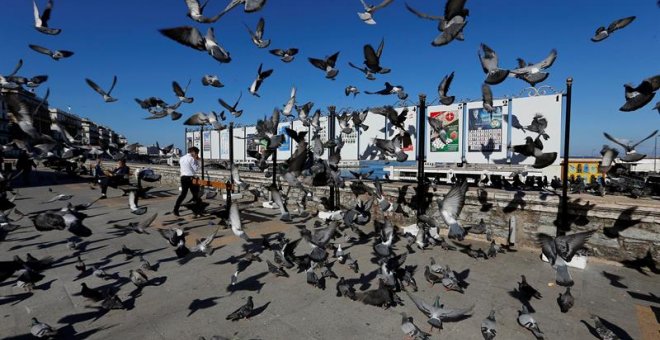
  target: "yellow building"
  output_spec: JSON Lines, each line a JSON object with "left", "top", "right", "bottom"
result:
{"left": 564, "top": 158, "right": 602, "bottom": 183}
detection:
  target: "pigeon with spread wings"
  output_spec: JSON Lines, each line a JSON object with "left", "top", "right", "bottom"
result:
{"left": 85, "top": 76, "right": 118, "bottom": 103}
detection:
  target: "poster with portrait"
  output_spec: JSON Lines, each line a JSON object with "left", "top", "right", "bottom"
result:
{"left": 193, "top": 131, "right": 201, "bottom": 149}
{"left": 429, "top": 109, "right": 460, "bottom": 153}
{"left": 467, "top": 106, "right": 503, "bottom": 152}
{"left": 202, "top": 131, "right": 210, "bottom": 152}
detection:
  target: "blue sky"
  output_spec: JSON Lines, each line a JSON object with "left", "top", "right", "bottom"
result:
{"left": 1, "top": 0, "right": 658, "bottom": 156}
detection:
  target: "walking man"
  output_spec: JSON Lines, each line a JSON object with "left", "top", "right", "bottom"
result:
{"left": 172, "top": 146, "right": 202, "bottom": 217}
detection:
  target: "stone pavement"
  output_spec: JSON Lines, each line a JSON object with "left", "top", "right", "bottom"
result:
{"left": 1, "top": 171, "right": 658, "bottom": 339}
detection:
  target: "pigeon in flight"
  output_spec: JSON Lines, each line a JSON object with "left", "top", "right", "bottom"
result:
{"left": 619, "top": 75, "right": 659, "bottom": 112}
{"left": 86, "top": 76, "right": 118, "bottom": 102}
{"left": 536, "top": 229, "right": 595, "bottom": 286}
{"left": 159, "top": 26, "right": 231, "bottom": 63}
{"left": 269, "top": 48, "right": 299, "bottom": 63}
{"left": 360, "top": 38, "right": 390, "bottom": 76}
{"left": 184, "top": 111, "right": 222, "bottom": 129}
{"left": 405, "top": 0, "right": 469, "bottom": 46}
{"left": 406, "top": 291, "right": 474, "bottom": 331}
{"left": 479, "top": 43, "right": 509, "bottom": 85}
{"left": 308, "top": 52, "right": 340, "bottom": 80}
{"left": 345, "top": 85, "right": 360, "bottom": 97}
{"left": 481, "top": 83, "right": 494, "bottom": 113}
{"left": 512, "top": 136, "right": 557, "bottom": 169}
{"left": 347, "top": 62, "right": 376, "bottom": 81}
{"left": 357, "top": 0, "right": 394, "bottom": 24}
{"left": 526, "top": 114, "right": 550, "bottom": 140}
{"left": 438, "top": 71, "right": 455, "bottom": 105}
{"left": 33, "top": 0, "right": 61, "bottom": 35}
{"left": 282, "top": 87, "right": 296, "bottom": 118}
{"left": 365, "top": 82, "right": 408, "bottom": 100}
{"left": 219, "top": 0, "right": 267, "bottom": 16}
{"left": 248, "top": 63, "right": 273, "bottom": 97}
{"left": 437, "top": 178, "right": 469, "bottom": 240}
{"left": 202, "top": 74, "right": 224, "bottom": 88}
{"left": 603, "top": 130, "right": 658, "bottom": 162}
{"left": 245, "top": 17, "right": 270, "bottom": 48}
{"left": 184, "top": 0, "right": 223, "bottom": 23}
{"left": 509, "top": 49, "right": 557, "bottom": 87}
{"left": 28, "top": 44, "right": 73, "bottom": 61}
{"left": 219, "top": 92, "right": 243, "bottom": 117}
{"left": 172, "top": 80, "right": 194, "bottom": 103}
{"left": 591, "top": 16, "right": 635, "bottom": 42}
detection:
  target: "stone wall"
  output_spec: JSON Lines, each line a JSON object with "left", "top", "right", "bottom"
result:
{"left": 97, "top": 161, "right": 660, "bottom": 263}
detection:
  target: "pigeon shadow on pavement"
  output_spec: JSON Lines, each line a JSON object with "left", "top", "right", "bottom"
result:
{"left": 0, "top": 292, "right": 34, "bottom": 306}
{"left": 187, "top": 295, "right": 227, "bottom": 317}
{"left": 626, "top": 291, "right": 660, "bottom": 304}
{"left": 250, "top": 301, "right": 271, "bottom": 318}
{"left": 226, "top": 271, "right": 268, "bottom": 294}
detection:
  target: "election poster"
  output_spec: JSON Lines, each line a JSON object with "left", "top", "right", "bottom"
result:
{"left": 467, "top": 106, "right": 503, "bottom": 152}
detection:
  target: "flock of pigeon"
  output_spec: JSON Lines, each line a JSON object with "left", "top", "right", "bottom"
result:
{"left": 0, "top": 0, "right": 658, "bottom": 339}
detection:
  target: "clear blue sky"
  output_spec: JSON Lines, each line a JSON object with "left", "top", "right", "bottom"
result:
{"left": 1, "top": 0, "right": 658, "bottom": 156}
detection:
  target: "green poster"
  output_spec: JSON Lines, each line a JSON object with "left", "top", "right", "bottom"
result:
{"left": 429, "top": 110, "right": 459, "bottom": 152}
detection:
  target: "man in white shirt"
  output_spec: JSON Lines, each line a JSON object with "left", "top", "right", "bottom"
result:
{"left": 172, "top": 146, "right": 201, "bottom": 216}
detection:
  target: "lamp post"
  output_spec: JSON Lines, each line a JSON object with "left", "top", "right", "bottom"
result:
{"left": 416, "top": 94, "right": 427, "bottom": 219}
{"left": 654, "top": 135, "right": 658, "bottom": 173}
{"left": 560, "top": 77, "right": 573, "bottom": 236}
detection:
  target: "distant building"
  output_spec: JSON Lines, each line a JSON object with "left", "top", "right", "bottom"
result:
{"left": 81, "top": 118, "right": 100, "bottom": 146}
{"left": 48, "top": 107, "right": 82, "bottom": 143}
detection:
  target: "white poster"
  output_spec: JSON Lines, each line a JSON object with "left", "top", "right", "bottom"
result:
{"left": 315, "top": 116, "right": 330, "bottom": 161}
{"left": 464, "top": 99, "right": 509, "bottom": 164}
{"left": 426, "top": 103, "right": 463, "bottom": 164}
{"left": 385, "top": 106, "right": 417, "bottom": 161}
{"left": 233, "top": 127, "right": 245, "bottom": 161}
{"left": 277, "top": 122, "right": 292, "bottom": 159}
{"left": 359, "top": 110, "right": 386, "bottom": 161}
{"left": 210, "top": 130, "right": 220, "bottom": 159}
{"left": 220, "top": 129, "right": 229, "bottom": 160}
{"left": 509, "top": 94, "right": 562, "bottom": 166}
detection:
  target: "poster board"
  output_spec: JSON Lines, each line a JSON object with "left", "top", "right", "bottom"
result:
{"left": 210, "top": 130, "right": 220, "bottom": 159}
{"left": 464, "top": 99, "right": 509, "bottom": 164}
{"left": 359, "top": 110, "right": 386, "bottom": 161}
{"left": 233, "top": 127, "right": 245, "bottom": 161}
{"left": 385, "top": 106, "right": 417, "bottom": 161}
{"left": 509, "top": 94, "right": 562, "bottom": 166}
{"left": 335, "top": 114, "right": 358, "bottom": 161}
{"left": 426, "top": 103, "right": 463, "bottom": 163}
{"left": 220, "top": 129, "right": 229, "bottom": 160}
{"left": 277, "top": 122, "right": 292, "bottom": 159}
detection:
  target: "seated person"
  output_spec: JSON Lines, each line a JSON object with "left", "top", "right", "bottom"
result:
{"left": 99, "top": 159, "right": 130, "bottom": 198}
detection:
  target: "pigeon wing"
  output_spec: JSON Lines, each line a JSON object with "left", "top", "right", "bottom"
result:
{"left": 159, "top": 26, "right": 205, "bottom": 51}
{"left": 440, "top": 179, "right": 468, "bottom": 218}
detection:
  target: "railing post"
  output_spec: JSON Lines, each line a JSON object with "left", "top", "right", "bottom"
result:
{"left": 560, "top": 77, "right": 573, "bottom": 236}
{"left": 229, "top": 122, "right": 234, "bottom": 193}
{"left": 200, "top": 125, "right": 205, "bottom": 180}
{"left": 416, "top": 94, "right": 427, "bottom": 218}
{"left": 328, "top": 105, "right": 337, "bottom": 210}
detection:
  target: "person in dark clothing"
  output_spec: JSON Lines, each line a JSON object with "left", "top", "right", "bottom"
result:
{"left": 15, "top": 151, "right": 37, "bottom": 186}
{"left": 172, "top": 147, "right": 202, "bottom": 216}
{"left": 99, "top": 159, "right": 130, "bottom": 198}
